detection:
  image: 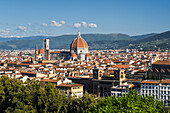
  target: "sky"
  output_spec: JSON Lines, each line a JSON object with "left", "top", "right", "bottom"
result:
{"left": 0, "top": 0, "right": 170, "bottom": 37}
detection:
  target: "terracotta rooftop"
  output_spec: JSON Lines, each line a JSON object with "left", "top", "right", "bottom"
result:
{"left": 38, "top": 48, "right": 43, "bottom": 54}
{"left": 161, "top": 79, "right": 170, "bottom": 84}
{"left": 71, "top": 53, "right": 77, "bottom": 57}
{"left": 141, "top": 81, "right": 160, "bottom": 84}
{"left": 153, "top": 60, "right": 170, "bottom": 65}
{"left": 112, "top": 65, "right": 129, "bottom": 69}
{"left": 57, "top": 83, "right": 84, "bottom": 87}
{"left": 40, "top": 79, "right": 59, "bottom": 82}
{"left": 20, "top": 71, "right": 36, "bottom": 74}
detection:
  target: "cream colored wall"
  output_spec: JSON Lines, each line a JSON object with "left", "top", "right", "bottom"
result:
{"left": 36, "top": 73, "right": 47, "bottom": 77}
{"left": 71, "top": 86, "right": 83, "bottom": 93}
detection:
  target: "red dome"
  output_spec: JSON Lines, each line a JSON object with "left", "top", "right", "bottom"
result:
{"left": 38, "top": 48, "right": 43, "bottom": 54}
{"left": 85, "top": 53, "right": 91, "bottom": 57}
{"left": 71, "top": 53, "right": 77, "bottom": 57}
{"left": 71, "top": 32, "right": 88, "bottom": 49}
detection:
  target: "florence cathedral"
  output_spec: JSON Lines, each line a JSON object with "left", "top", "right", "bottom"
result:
{"left": 35, "top": 31, "right": 91, "bottom": 61}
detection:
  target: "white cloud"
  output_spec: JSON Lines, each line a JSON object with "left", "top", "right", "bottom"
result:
{"left": 28, "top": 23, "right": 31, "bottom": 26}
{"left": 17, "top": 26, "right": 27, "bottom": 32}
{"left": 42, "top": 23, "right": 48, "bottom": 27}
{"left": 0, "top": 29, "right": 10, "bottom": 36}
{"left": 60, "top": 20, "right": 65, "bottom": 24}
{"left": 88, "top": 23, "right": 97, "bottom": 28}
{"left": 50, "top": 20, "right": 62, "bottom": 27}
{"left": 81, "top": 21, "right": 87, "bottom": 28}
{"left": 73, "top": 23, "right": 81, "bottom": 28}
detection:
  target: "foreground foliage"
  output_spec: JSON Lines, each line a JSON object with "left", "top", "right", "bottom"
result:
{"left": 0, "top": 76, "right": 165, "bottom": 113}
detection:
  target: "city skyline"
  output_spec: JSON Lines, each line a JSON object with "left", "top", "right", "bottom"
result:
{"left": 0, "top": 0, "right": 170, "bottom": 37}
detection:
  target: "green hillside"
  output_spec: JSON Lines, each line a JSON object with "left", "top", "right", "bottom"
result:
{"left": 126, "top": 31, "right": 170, "bottom": 49}
{"left": 0, "top": 33, "right": 132, "bottom": 50}
{"left": 0, "top": 31, "right": 169, "bottom": 50}
{"left": 131, "top": 33, "right": 157, "bottom": 40}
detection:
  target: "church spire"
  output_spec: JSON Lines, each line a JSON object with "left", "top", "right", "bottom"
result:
{"left": 36, "top": 44, "right": 38, "bottom": 51}
{"left": 77, "top": 30, "right": 81, "bottom": 37}
{"left": 35, "top": 45, "right": 38, "bottom": 61}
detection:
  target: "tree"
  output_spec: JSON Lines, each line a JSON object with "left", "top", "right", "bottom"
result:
{"left": 0, "top": 76, "right": 165, "bottom": 113}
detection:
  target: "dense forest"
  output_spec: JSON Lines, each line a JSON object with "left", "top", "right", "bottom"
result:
{"left": 0, "top": 76, "right": 165, "bottom": 113}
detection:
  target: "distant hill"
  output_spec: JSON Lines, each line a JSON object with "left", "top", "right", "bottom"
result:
{"left": 0, "top": 36, "right": 51, "bottom": 42}
{"left": 0, "top": 31, "right": 169, "bottom": 50}
{"left": 88, "top": 40, "right": 131, "bottom": 50}
{"left": 125, "top": 31, "right": 170, "bottom": 49}
{"left": 131, "top": 33, "right": 157, "bottom": 40}
{"left": 0, "top": 33, "right": 132, "bottom": 50}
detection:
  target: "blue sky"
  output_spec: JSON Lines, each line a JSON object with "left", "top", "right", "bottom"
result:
{"left": 0, "top": 0, "right": 170, "bottom": 37}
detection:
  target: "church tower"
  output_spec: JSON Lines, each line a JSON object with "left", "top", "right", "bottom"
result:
{"left": 93, "top": 67, "right": 103, "bottom": 80}
{"left": 43, "top": 39, "right": 49, "bottom": 60}
{"left": 35, "top": 45, "right": 38, "bottom": 61}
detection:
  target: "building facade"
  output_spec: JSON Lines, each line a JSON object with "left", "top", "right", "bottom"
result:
{"left": 43, "top": 39, "right": 50, "bottom": 60}
{"left": 140, "top": 80, "right": 170, "bottom": 105}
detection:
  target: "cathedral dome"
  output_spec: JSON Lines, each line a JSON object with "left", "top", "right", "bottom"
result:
{"left": 38, "top": 48, "right": 43, "bottom": 54}
{"left": 71, "top": 53, "right": 77, "bottom": 57}
{"left": 85, "top": 53, "right": 91, "bottom": 57}
{"left": 70, "top": 32, "right": 88, "bottom": 49}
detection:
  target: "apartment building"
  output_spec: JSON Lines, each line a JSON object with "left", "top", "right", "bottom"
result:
{"left": 140, "top": 80, "right": 170, "bottom": 105}
{"left": 56, "top": 83, "right": 84, "bottom": 97}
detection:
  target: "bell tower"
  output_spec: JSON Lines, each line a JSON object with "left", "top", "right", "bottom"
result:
{"left": 43, "top": 39, "right": 49, "bottom": 60}
{"left": 93, "top": 67, "right": 103, "bottom": 80}
{"left": 35, "top": 45, "right": 38, "bottom": 61}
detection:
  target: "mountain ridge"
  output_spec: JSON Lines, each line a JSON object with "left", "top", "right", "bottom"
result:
{"left": 0, "top": 31, "right": 169, "bottom": 50}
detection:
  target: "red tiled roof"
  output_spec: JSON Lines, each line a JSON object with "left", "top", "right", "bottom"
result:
{"left": 161, "top": 79, "right": 170, "bottom": 83}
{"left": 57, "top": 83, "right": 84, "bottom": 87}
{"left": 40, "top": 79, "right": 59, "bottom": 82}
{"left": 71, "top": 53, "right": 77, "bottom": 57}
{"left": 141, "top": 81, "right": 159, "bottom": 84}
{"left": 39, "top": 48, "right": 43, "bottom": 54}
{"left": 153, "top": 60, "right": 170, "bottom": 65}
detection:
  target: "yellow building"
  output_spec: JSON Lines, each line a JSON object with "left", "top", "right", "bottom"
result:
{"left": 56, "top": 83, "right": 84, "bottom": 97}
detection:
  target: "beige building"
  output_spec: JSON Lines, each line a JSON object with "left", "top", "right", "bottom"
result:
{"left": 69, "top": 68, "right": 127, "bottom": 97}
{"left": 56, "top": 83, "right": 84, "bottom": 97}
